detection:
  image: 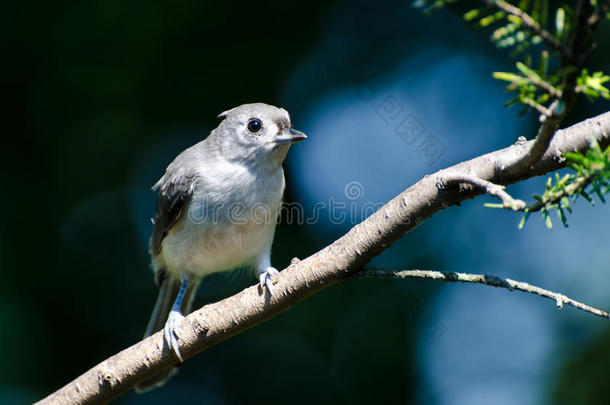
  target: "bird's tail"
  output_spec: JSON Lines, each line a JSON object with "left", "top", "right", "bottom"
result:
{"left": 134, "top": 273, "right": 200, "bottom": 393}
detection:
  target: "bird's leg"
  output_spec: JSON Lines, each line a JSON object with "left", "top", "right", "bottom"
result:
{"left": 256, "top": 251, "right": 279, "bottom": 296}
{"left": 164, "top": 277, "right": 189, "bottom": 362}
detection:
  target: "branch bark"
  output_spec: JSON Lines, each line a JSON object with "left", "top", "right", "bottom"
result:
{"left": 354, "top": 269, "right": 610, "bottom": 319}
{"left": 438, "top": 173, "right": 526, "bottom": 210}
{"left": 37, "top": 111, "right": 610, "bottom": 405}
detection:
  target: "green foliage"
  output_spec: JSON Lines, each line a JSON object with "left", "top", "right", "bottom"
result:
{"left": 416, "top": 0, "right": 609, "bottom": 113}
{"left": 412, "top": 0, "right": 456, "bottom": 14}
{"left": 517, "top": 140, "right": 610, "bottom": 228}
{"left": 416, "top": 0, "right": 609, "bottom": 229}
{"left": 492, "top": 52, "right": 563, "bottom": 115}
{"left": 577, "top": 69, "right": 610, "bottom": 101}
{"left": 463, "top": 0, "right": 549, "bottom": 53}
{"left": 494, "top": 64, "right": 610, "bottom": 113}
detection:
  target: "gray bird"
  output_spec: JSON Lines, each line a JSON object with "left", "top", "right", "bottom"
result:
{"left": 135, "top": 103, "right": 306, "bottom": 392}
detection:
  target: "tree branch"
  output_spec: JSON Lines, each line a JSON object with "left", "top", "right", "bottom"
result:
{"left": 354, "top": 269, "right": 610, "bottom": 319}
{"left": 521, "top": 97, "right": 554, "bottom": 117}
{"left": 510, "top": 168, "right": 599, "bottom": 214}
{"left": 502, "top": 99, "right": 563, "bottom": 176}
{"left": 437, "top": 173, "right": 526, "bottom": 210}
{"left": 36, "top": 111, "right": 610, "bottom": 405}
{"left": 498, "top": 0, "right": 600, "bottom": 177}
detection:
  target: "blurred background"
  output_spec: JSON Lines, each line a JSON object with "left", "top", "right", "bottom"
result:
{"left": 3, "top": 0, "right": 610, "bottom": 404}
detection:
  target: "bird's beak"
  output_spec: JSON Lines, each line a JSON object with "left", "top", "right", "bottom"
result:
{"left": 274, "top": 127, "right": 307, "bottom": 145}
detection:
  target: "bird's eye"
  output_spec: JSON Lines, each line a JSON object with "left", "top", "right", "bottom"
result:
{"left": 247, "top": 119, "right": 262, "bottom": 133}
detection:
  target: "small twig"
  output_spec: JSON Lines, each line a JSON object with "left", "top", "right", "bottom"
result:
{"left": 527, "top": 76, "right": 563, "bottom": 99}
{"left": 486, "top": 0, "right": 568, "bottom": 58}
{"left": 522, "top": 173, "right": 593, "bottom": 213}
{"left": 521, "top": 97, "right": 554, "bottom": 117}
{"left": 502, "top": 99, "right": 562, "bottom": 176}
{"left": 499, "top": 0, "right": 601, "bottom": 178}
{"left": 468, "top": 147, "right": 603, "bottom": 215}
{"left": 574, "top": 84, "right": 587, "bottom": 95}
{"left": 586, "top": 0, "right": 609, "bottom": 28}
{"left": 439, "top": 173, "right": 526, "bottom": 210}
{"left": 354, "top": 269, "right": 610, "bottom": 319}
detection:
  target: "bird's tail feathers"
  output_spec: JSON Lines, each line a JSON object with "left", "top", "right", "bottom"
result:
{"left": 134, "top": 272, "right": 200, "bottom": 393}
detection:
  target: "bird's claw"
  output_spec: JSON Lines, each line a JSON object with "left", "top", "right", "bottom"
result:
{"left": 259, "top": 266, "right": 279, "bottom": 296}
{"left": 164, "top": 310, "right": 184, "bottom": 362}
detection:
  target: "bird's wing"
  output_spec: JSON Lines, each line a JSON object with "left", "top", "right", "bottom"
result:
{"left": 150, "top": 168, "right": 198, "bottom": 257}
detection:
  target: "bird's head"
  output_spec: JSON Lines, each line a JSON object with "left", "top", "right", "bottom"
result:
{"left": 213, "top": 103, "right": 306, "bottom": 167}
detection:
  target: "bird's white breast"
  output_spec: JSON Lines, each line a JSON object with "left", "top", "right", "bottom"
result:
{"left": 157, "top": 160, "right": 285, "bottom": 279}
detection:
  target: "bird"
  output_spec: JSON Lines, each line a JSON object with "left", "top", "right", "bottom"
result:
{"left": 135, "top": 103, "right": 306, "bottom": 392}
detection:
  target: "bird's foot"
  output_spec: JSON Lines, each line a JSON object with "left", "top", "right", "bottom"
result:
{"left": 164, "top": 309, "right": 185, "bottom": 362}
{"left": 259, "top": 266, "right": 279, "bottom": 296}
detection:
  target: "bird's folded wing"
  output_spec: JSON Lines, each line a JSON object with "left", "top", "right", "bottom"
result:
{"left": 150, "top": 168, "right": 198, "bottom": 258}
